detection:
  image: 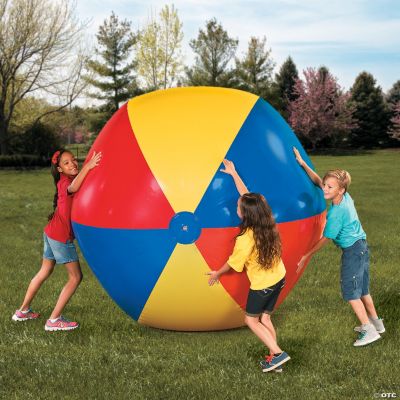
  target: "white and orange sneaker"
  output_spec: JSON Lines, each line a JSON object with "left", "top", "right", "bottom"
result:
{"left": 45, "top": 316, "right": 79, "bottom": 331}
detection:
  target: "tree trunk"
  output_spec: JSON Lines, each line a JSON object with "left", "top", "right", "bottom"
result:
{"left": 0, "top": 113, "right": 8, "bottom": 155}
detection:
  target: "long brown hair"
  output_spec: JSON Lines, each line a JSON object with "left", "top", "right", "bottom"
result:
{"left": 48, "top": 149, "right": 70, "bottom": 221}
{"left": 238, "top": 193, "right": 281, "bottom": 269}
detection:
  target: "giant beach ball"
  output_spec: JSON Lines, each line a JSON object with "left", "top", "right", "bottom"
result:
{"left": 71, "top": 87, "right": 325, "bottom": 331}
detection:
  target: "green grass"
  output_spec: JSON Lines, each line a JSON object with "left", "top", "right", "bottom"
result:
{"left": 0, "top": 150, "right": 399, "bottom": 400}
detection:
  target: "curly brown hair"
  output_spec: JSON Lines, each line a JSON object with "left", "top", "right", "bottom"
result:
{"left": 238, "top": 193, "right": 281, "bottom": 269}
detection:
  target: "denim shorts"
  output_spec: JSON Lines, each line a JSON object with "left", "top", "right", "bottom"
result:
{"left": 340, "top": 239, "right": 369, "bottom": 301}
{"left": 245, "top": 277, "right": 285, "bottom": 316}
{"left": 43, "top": 233, "right": 79, "bottom": 264}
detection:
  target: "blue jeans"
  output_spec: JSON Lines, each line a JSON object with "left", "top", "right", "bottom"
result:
{"left": 43, "top": 233, "right": 79, "bottom": 264}
{"left": 340, "top": 239, "right": 369, "bottom": 301}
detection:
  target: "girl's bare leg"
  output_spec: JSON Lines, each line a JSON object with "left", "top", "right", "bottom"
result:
{"left": 260, "top": 313, "right": 277, "bottom": 354}
{"left": 49, "top": 261, "right": 82, "bottom": 319}
{"left": 244, "top": 315, "right": 282, "bottom": 354}
{"left": 20, "top": 258, "right": 55, "bottom": 310}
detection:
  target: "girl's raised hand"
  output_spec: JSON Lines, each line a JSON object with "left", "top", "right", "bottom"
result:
{"left": 87, "top": 151, "right": 102, "bottom": 170}
{"left": 206, "top": 271, "right": 219, "bottom": 286}
{"left": 293, "top": 147, "right": 304, "bottom": 167}
{"left": 220, "top": 159, "right": 236, "bottom": 175}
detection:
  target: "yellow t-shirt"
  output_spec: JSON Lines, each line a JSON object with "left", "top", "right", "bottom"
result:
{"left": 227, "top": 229, "right": 286, "bottom": 290}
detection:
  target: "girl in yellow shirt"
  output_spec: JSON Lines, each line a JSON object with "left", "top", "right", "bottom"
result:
{"left": 207, "top": 160, "right": 290, "bottom": 372}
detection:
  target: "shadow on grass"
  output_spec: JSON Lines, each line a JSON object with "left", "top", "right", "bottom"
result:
{"left": 274, "top": 336, "right": 317, "bottom": 367}
{"left": 377, "top": 287, "right": 400, "bottom": 322}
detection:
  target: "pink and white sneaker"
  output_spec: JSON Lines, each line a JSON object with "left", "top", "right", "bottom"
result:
{"left": 45, "top": 316, "right": 79, "bottom": 332}
{"left": 12, "top": 308, "right": 40, "bottom": 321}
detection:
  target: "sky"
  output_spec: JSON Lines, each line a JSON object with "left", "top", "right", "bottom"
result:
{"left": 75, "top": 0, "right": 400, "bottom": 93}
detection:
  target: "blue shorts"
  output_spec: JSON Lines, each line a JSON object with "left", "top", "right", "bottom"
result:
{"left": 245, "top": 277, "right": 285, "bottom": 316}
{"left": 43, "top": 233, "right": 79, "bottom": 264}
{"left": 340, "top": 239, "right": 369, "bottom": 301}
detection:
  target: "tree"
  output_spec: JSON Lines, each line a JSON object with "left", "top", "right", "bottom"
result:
{"left": 234, "top": 36, "right": 275, "bottom": 97}
{"left": 136, "top": 5, "right": 183, "bottom": 90}
{"left": 288, "top": 67, "right": 356, "bottom": 149}
{"left": 186, "top": 18, "right": 238, "bottom": 87}
{"left": 0, "top": 0, "right": 87, "bottom": 155}
{"left": 348, "top": 72, "right": 390, "bottom": 148}
{"left": 8, "top": 97, "right": 59, "bottom": 154}
{"left": 384, "top": 81, "right": 400, "bottom": 146}
{"left": 270, "top": 56, "right": 299, "bottom": 118}
{"left": 388, "top": 102, "right": 400, "bottom": 141}
{"left": 85, "top": 12, "right": 138, "bottom": 113}
{"left": 159, "top": 4, "right": 183, "bottom": 89}
{"left": 386, "top": 80, "right": 400, "bottom": 108}
{"left": 9, "top": 97, "right": 92, "bottom": 152}
{"left": 42, "top": 105, "right": 91, "bottom": 145}
{"left": 9, "top": 97, "right": 51, "bottom": 135}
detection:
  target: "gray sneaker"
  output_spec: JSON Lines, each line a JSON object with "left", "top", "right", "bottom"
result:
{"left": 353, "top": 324, "right": 381, "bottom": 347}
{"left": 354, "top": 317, "right": 385, "bottom": 334}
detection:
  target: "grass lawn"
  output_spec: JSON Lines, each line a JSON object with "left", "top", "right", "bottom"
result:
{"left": 0, "top": 150, "right": 399, "bottom": 400}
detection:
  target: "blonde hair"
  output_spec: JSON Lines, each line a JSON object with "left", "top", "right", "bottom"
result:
{"left": 323, "top": 169, "right": 351, "bottom": 192}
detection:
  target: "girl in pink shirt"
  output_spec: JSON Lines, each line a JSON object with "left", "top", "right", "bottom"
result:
{"left": 12, "top": 149, "right": 101, "bottom": 331}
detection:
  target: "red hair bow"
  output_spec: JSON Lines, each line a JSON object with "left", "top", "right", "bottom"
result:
{"left": 51, "top": 151, "right": 60, "bottom": 165}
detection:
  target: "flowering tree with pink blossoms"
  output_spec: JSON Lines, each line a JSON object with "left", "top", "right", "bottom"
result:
{"left": 388, "top": 102, "right": 400, "bottom": 141}
{"left": 288, "top": 68, "right": 357, "bottom": 149}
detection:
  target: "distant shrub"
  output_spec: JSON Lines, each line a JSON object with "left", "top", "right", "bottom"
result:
{"left": 8, "top": 122, "right": 61, "bottom": 157}
{"left": 0, "top": 154, "right": 49, "bottom": 168}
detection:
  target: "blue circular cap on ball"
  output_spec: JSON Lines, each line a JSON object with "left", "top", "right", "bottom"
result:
{"left": 169, "top": 211, "right": 202, "bottom": 244}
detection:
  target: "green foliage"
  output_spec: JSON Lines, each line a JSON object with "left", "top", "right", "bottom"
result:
{"left": 0, "top": 0, "right": 86, "bottom": 155}
{"left": 65, "top": 143, "right": 90, "bottom": 162}
{"left": 386, "top": 81, "right": 400, "bottom": 145}
{"left": 234, "top": 36, "right": 275, "bottom": 97}
{"left": 386, "top": 80, "right": 400, "bottom": 107}
{"left": 8, "top": 97, "right": 94, "bottom": 150}
{"left": 186, "top": 18, "right": 238, "bottom": 87}
{"left": 136, "top": 4, "right": 184, "bottom": 90}
{"left": 81, "top": 104, "right": 115, "bottom": 141}
{"left": 270, "top": 56, "right": 299, "bottom": 118}
{"left": 85, "top": 12, "right": 138, "bottom": 112}
{"left": 8, "top": 97, "right": 52, "bottom": 133}
{"left": 0, "top": 151, "right": 399, "bottom": 399}
{"left": 349, "top": 72, "right": 390, "bottom": 148}
{"left": 0, "top": 154, "right": 48, "bottom": 168}
{"left": 8, "top": 122, "right": 61, "bottom": 157}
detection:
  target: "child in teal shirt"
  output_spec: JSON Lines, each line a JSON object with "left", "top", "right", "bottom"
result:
{"left": 294, "top": 147, "right": 385, "bottom": 347}
{"left": 324, "top": 191, "right": 366, "bottom": 248}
